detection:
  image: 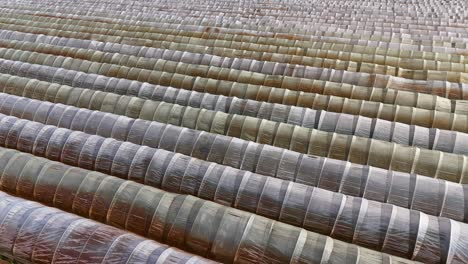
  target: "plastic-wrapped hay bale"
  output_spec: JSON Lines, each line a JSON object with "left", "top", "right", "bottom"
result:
{"left": 0, "top": 118, "right": 467, "bottom": 262}
{"left": 0, "top": 191, "right": 218, "bottom": 264}
{"left": 0, "top": 147, "right": 432, "bottom": 263}
{"left": 0, "top": 94, "right": 466, "bottom": 221}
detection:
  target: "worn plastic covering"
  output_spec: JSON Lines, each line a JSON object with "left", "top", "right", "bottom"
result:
{"left": 0, "top": 191, "right": 218, "bottom": 264}
{"left": 0, "top": 94, "right": 466, "bottom": 222}
{"left": 0, "top": 146, "right": 439, "bottom": 263}
{"left": 0, "top": 118, "right": 467, "bottom": 261}
{"left": 0, "top": 29, "right": 466, "bottom": 100}
{"left": 2, "top": 59, "right": 468, "bottom": 155}
{"left": 0, "top": 84, "right": 466, "bottom": 182}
